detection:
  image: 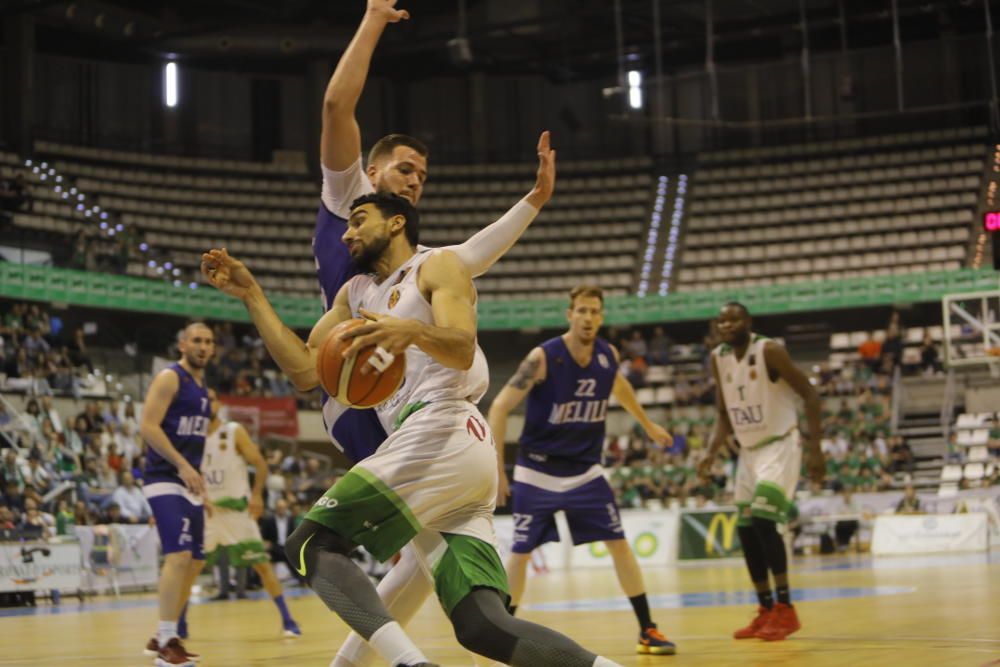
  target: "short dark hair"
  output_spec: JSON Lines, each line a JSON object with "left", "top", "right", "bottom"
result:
{"left": 367, "top": 134, "right": 429, "bottom": 167}
{"left": 350, "top": 192, "right": 421, "bottom": 247}
{"left": 569, "top": 285, "right": 604, "bottom": 309}
{"left": 722, "top": 301, "right": 750, "bottom": 318}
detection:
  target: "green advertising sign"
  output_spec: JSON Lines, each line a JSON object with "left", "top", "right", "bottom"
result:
{"left": 679, "top": 509, "right": 743, "bottom": 559}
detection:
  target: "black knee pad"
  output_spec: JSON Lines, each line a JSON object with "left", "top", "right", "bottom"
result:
{"left": 283, "top": 519, "right": 354, "bottom": 582}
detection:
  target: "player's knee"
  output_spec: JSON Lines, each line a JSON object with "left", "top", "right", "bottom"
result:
{"left": 450, "top": 589, "right": 517, "bottom": 659}
{"left": 283, "top": 519, "right": 353, "bottom": 580}
{"left": 164, "top": 550, "right": 193, "bottom": 568}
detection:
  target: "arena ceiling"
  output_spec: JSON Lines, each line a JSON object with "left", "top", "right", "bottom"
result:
{"left": 3, "top": 0, "right": 998, "bottom": 79}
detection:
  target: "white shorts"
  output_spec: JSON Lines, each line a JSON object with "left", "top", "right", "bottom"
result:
{"left": 204, "top": 507, "right": 269, "bottom": 566}
{"left": 734, "top": 429, "right": 801, "bottom": 523}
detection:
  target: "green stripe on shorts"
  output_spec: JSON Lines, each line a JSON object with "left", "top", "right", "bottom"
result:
{"left": 735, "top": 501, "right": 753, "bottom": 527}
{"left": 304, "top": 466, "right": 422, "bottom": 563}
{"left": 750, "top": 480, "right": 792, "bottom": 523}
{"left": 433, "top": 534, "right": 510, "bottom": 616}
{"left": 206, "top": 539, "right": 269, "bottom": 567}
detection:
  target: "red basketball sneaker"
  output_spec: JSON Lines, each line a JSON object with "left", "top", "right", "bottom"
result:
{"left": 155, "top": 637, "right": 199, "bottom": 667}
{"left": 754, "top": 602, "right": 801, "bottom": 641}
{"left": 733, "top": 606, "right": 772, "bottom": 639}
{"left": 145, "top": 637, "right": 201, "bottom": 662}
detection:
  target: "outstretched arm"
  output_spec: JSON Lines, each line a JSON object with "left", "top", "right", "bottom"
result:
{"left": 201, "top": 248, "right": 352, "bottom": 391}
{"left": 487, "top": 347, "right": 547, "bottom": 506}
{"left": 321, "top": 0, "right": 409, "bottom": 172}
{"left": 443, "top": 131, "right": 556, "bottom": 277}
{"left": 609, "top": 347, "right": 672, "bottom": 448}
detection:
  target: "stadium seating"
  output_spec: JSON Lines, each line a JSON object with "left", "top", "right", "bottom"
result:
{"left": 11, "top": 142, "right": 651, "bottom": 301}
{"left": 675, "top": 127, "right": 987, "bottom": 292}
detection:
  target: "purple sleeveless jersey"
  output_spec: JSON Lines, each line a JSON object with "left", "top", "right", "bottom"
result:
{"left": 314, "top": 203, "right": 388, "bottom": 462}
{"left": 144, "top": 362, "right": 210, "bottom": 485}
{"left": 518, "top": 336, "right": 618, "bottom": 476}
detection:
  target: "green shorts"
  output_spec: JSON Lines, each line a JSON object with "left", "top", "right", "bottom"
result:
{"left": 305, "top": 467, "right": 508, "bottom": 615}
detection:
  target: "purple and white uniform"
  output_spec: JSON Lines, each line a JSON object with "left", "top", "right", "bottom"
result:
{"left": 316, "top": 160, "right": 387, "bottom": 463}
{"left": 143, "top": 363, "right": 210, "bottom": 558}
{"left": 511, "top": 336, "right": 624, "bottom": 553}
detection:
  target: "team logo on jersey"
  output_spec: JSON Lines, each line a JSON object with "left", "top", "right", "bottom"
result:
{"left": 466, "top": 416, "right": 486, "bottom": 441}
{"left": 388, "top": 288, "right": 401, "bottom": 310}
{"left": 749, "top": 369, "right": 757, "bottom": 380}
{"left": 597, "top": 353, "right": 610, "bottom": 368}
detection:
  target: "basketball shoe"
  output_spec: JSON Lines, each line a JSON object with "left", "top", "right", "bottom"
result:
{"left": 754, "top": 602, "right": 800, "bottom": 641}
{"left": 155, "top": 638, "right": 198, "bottom": 667}
{"left": 733, "top": 606, "right": 772, "bottom": 639}
{"left": 145, "top": 637, "right": 200, "bottom": 661}
{"left": 282, "top": 618, "right": 302, "bottom": 637}
{"left": 637, "top": 624, "right": 676, "bottom": 655}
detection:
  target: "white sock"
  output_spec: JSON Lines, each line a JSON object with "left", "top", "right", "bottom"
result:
{"left": 157, "top": 620, "right": 178, "bottom": 646}
{"left": 329, "top": 655, "right": 360, "bottom": 667}
{"left": 368, "top": 621, "right": 427, "bottom": 666}
{"left": 592, "top": 657, "right": 624, "bottom": 667}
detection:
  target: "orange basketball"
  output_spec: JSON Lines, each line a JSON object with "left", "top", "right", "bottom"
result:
{"left": 316, "top": 318, "right": 406, "bottom": 408}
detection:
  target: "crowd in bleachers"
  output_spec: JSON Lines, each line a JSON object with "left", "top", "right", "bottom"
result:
{"left": 0, "top": 301, "right": 93, "bottom": 397}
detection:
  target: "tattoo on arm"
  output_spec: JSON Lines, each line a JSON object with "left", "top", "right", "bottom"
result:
{"left": 508, "top": 356, "right": 540, "bottom": 390}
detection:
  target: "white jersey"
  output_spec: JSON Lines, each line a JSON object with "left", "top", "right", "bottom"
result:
{"left": 713, "top": 334, "right": 799, "bottom": 450}
{"left": 347, "top": 249, "right": 489, "bottom": 434}
{"left": 201, "top": 422, "right": 250, "bottom": 510}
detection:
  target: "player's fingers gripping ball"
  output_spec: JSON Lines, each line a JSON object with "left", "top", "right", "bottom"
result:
{"left": 317, "top": 318, "right": 406, "bottom": 408}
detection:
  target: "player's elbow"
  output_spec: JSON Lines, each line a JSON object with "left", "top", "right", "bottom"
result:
{"left": 290, "top": 372, "right": 319, "bottom": 393}
{"left": 322, "top": 95, "right": 352, "bottom": 120}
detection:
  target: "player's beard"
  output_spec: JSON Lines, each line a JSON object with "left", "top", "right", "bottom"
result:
{"left": 183, "top": 352, "right": 208, "bottom": 369}
{"left": 354, "top": 235, "right": 390, "bottom": 274}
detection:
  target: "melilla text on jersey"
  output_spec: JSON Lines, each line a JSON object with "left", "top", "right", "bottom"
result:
{"left": 176, "top": 416, "right": 210, "bottom": 438}
{"left": 547, "top": 399, "right": 609, "bottom": 426}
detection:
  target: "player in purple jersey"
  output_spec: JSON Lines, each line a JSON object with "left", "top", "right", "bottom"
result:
{"left": 138, "top": 322, "right": 213, "bottom": 667}
{"left": 488, "top": 285, "right": 678, "bottom": 656}
{"left": 312, "top": 2, "right": 553, "bottom": 665}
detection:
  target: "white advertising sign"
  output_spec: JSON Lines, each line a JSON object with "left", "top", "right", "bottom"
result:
{"left": 872, "top": 513, "right": 988, "bottom": 555}
{"left": 0, "top": 541, "right": 82, "bottom": 592}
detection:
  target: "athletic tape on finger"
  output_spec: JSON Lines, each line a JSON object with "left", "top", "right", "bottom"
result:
{"left": 367, "top": 346, "right": 395, "bottom": 372}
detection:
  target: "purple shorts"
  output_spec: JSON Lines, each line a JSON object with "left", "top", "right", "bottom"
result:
{"left": 148, "top": 493, "right": 205, "bottom": 559}
{"left": 510, "top": 475, "right": 624, "bottom": 553}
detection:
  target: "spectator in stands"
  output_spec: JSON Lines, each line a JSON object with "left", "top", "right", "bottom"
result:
{"left": 20, "top": 496, "right": 53, "bottom": 538}
{"left": 67, "top": 326, "right": 92, "bottom": 372}
{"left": 73, "top": 499, "right": 93, "bottom": 526}
{"left": 0, "top": 504, "right": 15, "bottom": 530}
{"left": 895, "top": 485, "right": 922, "bottom": 514}
{"left": 21, "top": 450, "right": 52, "bottom": 494}
{"left": 97, "top": 502, "right": 127, "bottom": 525}
{"left": 623, "top": 329, "right": 648, "bottom": 361}
{"left": 647, "top": 326, "right": 671, "bottom": 364}
{"left": 858, "top": 335, "right": 882, "bottom": 370}
{"left": 110, "top": 470, "right": 150, "bottom": 522}
{"left": 2, "top": 449, "right": 25, "bottom": 494}
{"left": 889, "top": 436, "right": 914, "bottom": 474}
{"left": 920, "top": 333, "right": 942, "bottom": 375}
{"left": 0, "top": 174, "right": 30, "bottom": 213}
{"left": 260, "top": 497, "right": 300, "bottom": 581}
{"left": 65, "top": 415, "right": 93, "bottom": 455}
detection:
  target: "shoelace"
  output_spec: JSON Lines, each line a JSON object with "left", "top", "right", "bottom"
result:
{"left": 644, "top": 627, "right": 670, "bottom": 641}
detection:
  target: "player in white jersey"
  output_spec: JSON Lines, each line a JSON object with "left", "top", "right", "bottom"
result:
{"left": 178, "top": 389, "right": 301, "bottom": 637}
{"left": 203, "top": 194, "right": 624, "bottom": 667}
{"left": 698, "top": 302, "right": 824, "bottom": 642}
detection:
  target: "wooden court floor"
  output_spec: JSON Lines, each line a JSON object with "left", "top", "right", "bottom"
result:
{"left": 1, "top": 551, "right": 997, "bottom": 667}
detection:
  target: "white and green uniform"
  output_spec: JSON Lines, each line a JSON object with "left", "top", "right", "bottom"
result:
{"left": 202, "top": 421, "right": 268, "bottom": 566}
{"left": 714, "top": 334, "right": 801, "bottom": 524}
{"left": 305, "top": 250, "right": 506, "bottom": 614}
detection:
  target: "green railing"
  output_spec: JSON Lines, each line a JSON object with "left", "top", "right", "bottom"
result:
{"left": 1, "top": 262, "right": 997, "bottom": 330}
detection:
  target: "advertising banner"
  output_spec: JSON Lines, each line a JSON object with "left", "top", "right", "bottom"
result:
{"left": 871, "top": 513, "right": 988, "bottom": 555}
{"left": 569, "top": 510, "right": 679, "bottom": 568}
{"left": 0, "top": 541, "right": 82, "bottom": 592}
{"left": 75, "top": 524, "right": 160, "bottom": 592}
{"left": 220, "top": 395, "right": 298, "bottom": 439}
{"left": 678, "top": 507, "right": 743, "bottom": 559}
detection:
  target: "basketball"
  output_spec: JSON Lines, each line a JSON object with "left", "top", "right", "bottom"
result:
{"left": 316, "top": 318, "right": 406, "bottom": 408}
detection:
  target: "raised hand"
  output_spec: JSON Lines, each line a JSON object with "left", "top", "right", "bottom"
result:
{"left": 201, "top": 248, "right": 259, "bottom": 300}
{"left": 367, "top": 0, "right": 410, "bottom": 23}
{"left": 525, "top": 130, "right": 556, "bottom": 209}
